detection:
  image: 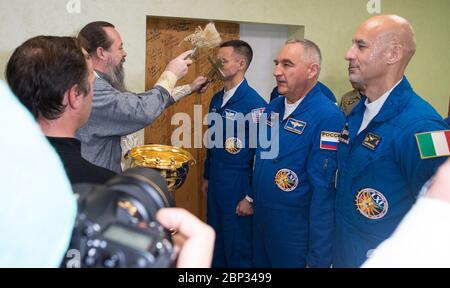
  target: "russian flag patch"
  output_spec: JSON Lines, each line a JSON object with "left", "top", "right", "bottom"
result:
{"left": 320, "top": 131, "right": 340, "bottom": 151}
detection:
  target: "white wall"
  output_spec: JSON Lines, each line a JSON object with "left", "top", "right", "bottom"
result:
{"left": 1, "top": 0, "right": 449, "bottom": 115}
{"left": 240, "top": 23, "right": 289, "bottom": 102}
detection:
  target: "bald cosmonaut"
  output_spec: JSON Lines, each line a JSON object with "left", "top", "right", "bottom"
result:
{"left": 333, "top": 15, "right": 449, "bottom": 268}
{"left": 347, "top": 15, "right": 416, "bottom": 102}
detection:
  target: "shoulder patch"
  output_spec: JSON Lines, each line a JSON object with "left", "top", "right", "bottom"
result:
{"left": 225, "top": 137, "right": 242, "bottom": 154}
{"left": 415, "top": 130, "right": 450, "bottom": 159}
{"left": 284, "top": 118, "right": 306, "bottom": 134}
{"left": 355, "top": 188, "right": 388, "bottom": 220}
{"left": 362, "top": 133, "right": 382, "bottom": 150}
{"left": 320, "top": 131, "right": 340, "bottom": 151}
{"left": 339, "top": 123, "right": 350, "bottom": 144}
{"left": 274, "top": 169, "right": 298, "bottom": 192}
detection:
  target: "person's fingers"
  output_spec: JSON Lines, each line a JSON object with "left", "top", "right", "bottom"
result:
{"left": 172, "top": 233, "right": 187, "bottom": 248}
{"left": 156, "top": 208, "right": 215, "bottom": 268}
{"left": 156, "top": 208, "right": 208, "bottom": 239}
{"left": 200, "top": 85, "right": 209, "bottom": 93}
{"left": 193, "top": 77, "right": 205, "bottom": 87}
{"left": 178, "top": 50, "right": 193, "bottom": 60}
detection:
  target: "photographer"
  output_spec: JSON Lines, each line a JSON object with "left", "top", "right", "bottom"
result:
{"left": 2, "top": 35, "right": 215, "bottom": 267}
{"left": 0, "top": 84, "right": 214, "bottom": 266}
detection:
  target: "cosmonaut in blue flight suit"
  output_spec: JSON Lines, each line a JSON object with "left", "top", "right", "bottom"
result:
{"left": 204, "top": 79, "right": 266, "bottom": 267}
{"left": 333, "top": 77, "right": 450, "bottom": 268}
{"left": 333, "top": 14, "right": 450, "bottom": 268}
{"left": 252, "top": 83, "right": 345, "bottom": 268}
{"left": 203, "top": 40, "right": 267, "bottom": 268}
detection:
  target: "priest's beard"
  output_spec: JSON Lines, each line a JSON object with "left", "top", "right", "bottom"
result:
{"left": 105, "top": 60, "right": 127, "bottom": 92}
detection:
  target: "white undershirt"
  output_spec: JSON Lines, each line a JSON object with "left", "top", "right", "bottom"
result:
{"left": 357, "top": 79, "right": 402, "bottom": 134}
{"left": 283, "top": 97, "right": 306, "bottom": 120}
{"left": 221, "top": 79, "right": 244, "bottom": 108}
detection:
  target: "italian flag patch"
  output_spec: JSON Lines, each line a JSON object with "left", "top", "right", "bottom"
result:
{"left": 415, "top": 130, "right": 450, "bottom": 159}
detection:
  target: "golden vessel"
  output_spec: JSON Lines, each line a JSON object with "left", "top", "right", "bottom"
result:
{"left": 125, "top": 145, "right": 196, "bottom": 192}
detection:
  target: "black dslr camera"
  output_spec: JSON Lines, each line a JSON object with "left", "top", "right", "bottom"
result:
{"left": 64, "top": 168, "right": 176, "bottom": 268}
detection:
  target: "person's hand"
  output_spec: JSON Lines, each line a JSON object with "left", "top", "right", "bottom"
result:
{"left": 236, "top": 198, "right": 254, "bottom": 216}
{"left": 426, "top": 158, "right": 450, "bottom": 203}
{"left": 201, "top": 179, "right": 208, "bottom": 198}
{"left": 156, "top": 208, "right": 215, "bottom": 268}
{"left": 190, "top": 76, "right": 209, "bottom": 94}
{"left": 165, "top": 50, "right": 193, "bottom": 80}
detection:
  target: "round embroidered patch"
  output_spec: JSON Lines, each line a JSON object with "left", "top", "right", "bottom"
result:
{"left": 224, "top": 137, "right": 242, "bottom": 154}
{"left": 355, "top": 188, "right": 388, "bottom": 220}
{"left": 274, "top": 169, "right": 298, "bottom": 192}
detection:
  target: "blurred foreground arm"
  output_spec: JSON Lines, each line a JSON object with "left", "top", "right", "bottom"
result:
{"left": 363, "top": 158, "right": 450, "bottom": 268}
{"left": 0, "top": 82, "right": 76, "bottom": 268}
{"left": 426, "top": 158, "right": 450, "bottom": 203}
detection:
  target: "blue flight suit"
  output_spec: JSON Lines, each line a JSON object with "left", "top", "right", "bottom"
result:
{"left": 204, "top": 79, "right": 267, "bottom": 268}
{"left": 270, "top": 81, "right": 337, "bottom": 104}
{"left": 444, "top": 116, "right": 450, "bottom": 126}
{"left": 333, "top": 77, "right": 450, "bottom": 268}
{"left": 252, "top": 83, "right": 345, "bottom": 267}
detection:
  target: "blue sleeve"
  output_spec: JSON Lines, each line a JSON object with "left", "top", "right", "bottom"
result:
{"left": 306, "top": 112, "right": 345, "bottom": 268}
{"left": 396, "top": 119, "right": 449, "bottom": 195}
{"left": 445, "top": 117, "right": 450, "bottom": 126}
{"left": 203, "top": 149, "right": 211, "bottom": 180}
{"left": 247, "top": 98, "right": 268, "bottom": 198}
{"left": 317, "top": 81, "right": 337, "bottom": 104}
{"left": 203, "top": 97, "right": 217, "bottom": 180}
{"left": 270, "top": 87, "right": 279, "bottom": 102}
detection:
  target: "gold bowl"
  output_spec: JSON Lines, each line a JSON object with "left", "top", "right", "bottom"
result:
{"left": 125, "top": 145, "right": 196, "bottom": 192}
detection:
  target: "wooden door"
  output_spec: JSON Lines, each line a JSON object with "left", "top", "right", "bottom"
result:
{"left": 448, "top": 97, "right": 450, "bottom": 117}
{"left": 145, "top": 17, "right": 239, "bottom": 220}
